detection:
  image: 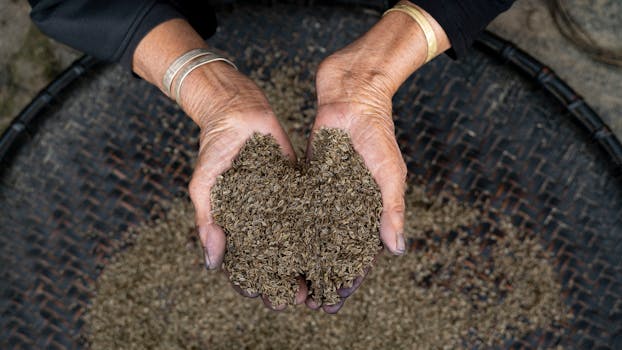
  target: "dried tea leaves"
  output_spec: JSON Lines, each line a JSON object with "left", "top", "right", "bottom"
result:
{"left": 211, "top": 128, "right": 382, "bottom": 306}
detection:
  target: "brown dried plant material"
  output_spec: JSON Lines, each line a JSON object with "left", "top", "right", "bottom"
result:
{"left": 86, "top": 191, "right": 570, "bottom": 350}
{"left": 401, "top": 186, "right": 570, "bottom": 348}
{"left": 86, "top": 64, "right": 570, "bottom": 349}
{"left": 211, "top": 134, "right": 302, "bottom": 306}
{"left": 211, "top": 128, "right": 382, "bottom": 306}
{"left": 304, "top": 129, "right": 382, "bottom": 304}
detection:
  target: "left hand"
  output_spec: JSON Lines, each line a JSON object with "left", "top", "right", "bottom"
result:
{"left": 305, "top": 1, "right": 451, "bottom": 313}
{"left": 304, "top": 48, "right": 407, "bottom": 314}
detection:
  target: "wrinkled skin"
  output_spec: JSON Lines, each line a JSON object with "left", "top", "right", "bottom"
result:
{"left": 186, "top": 67, "right": 308, "bottom": 309}
{"left": 304, "top": 52, "right": 407, "bottom": 313}
{"left": 133, "top": 0, "right": 450, "bottom": 313}
{"left": 188, "top": 58, "right": 406, "bottom": 312}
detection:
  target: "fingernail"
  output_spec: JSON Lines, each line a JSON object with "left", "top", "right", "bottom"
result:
{"left": 204, "top": 251, "right": 215, "bottom": 270}
{"left": 395, "top": 232, "right": 406, "bottom": 255}
{"left": 198, "top": 226, "right": 215, "bottom": 270}
{"left": 306, "top": 297, "right": 321, "bottom": 310}
{"left": 323, "top": 300, "right": 345, "bottom": 314}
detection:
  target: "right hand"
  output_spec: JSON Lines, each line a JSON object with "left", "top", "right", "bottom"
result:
{"left": 181, "top": 62, "right": 308, "bottom": 310}
{"left": 131, "top": 19, "right": 311, "bottom": 310}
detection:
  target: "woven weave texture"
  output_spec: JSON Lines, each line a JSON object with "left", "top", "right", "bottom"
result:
{"left": 1, "top": 4, "right": 621, "bottom": 349}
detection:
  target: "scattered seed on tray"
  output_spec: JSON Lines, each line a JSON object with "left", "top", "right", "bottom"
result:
{"left": 86, "top": 190, "right": 569, "bottom": 350}
{"left": 85, "top": 63, "right": 571, "bottom": 349}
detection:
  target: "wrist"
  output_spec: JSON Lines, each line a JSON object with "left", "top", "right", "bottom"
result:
{"left": 179, "top": 62, "right": 272, "bottom": 129}
{"left": 373, "top": 1, "right": 450, "bottom": 86}
{"left": 133, "top": 19, "right": 209, "bottom": 87}
{"left": 358, "top": 9, "right": 428, "bottom": 92}
{"left": 132, "top": 19, "right": 271, "bottom": 129}
{"left": 317, "top": 1, "right": 450, "bottom": 104}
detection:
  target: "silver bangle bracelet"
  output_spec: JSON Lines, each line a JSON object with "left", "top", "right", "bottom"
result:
{"left": 172, "top": 54, "right": 238, "bottom": 105}
{"left": 162, "top": 48, "right": 212, "bottom": 96}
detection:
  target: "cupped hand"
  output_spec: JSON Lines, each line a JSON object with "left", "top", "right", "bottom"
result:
{"left": 182, "top": 63, "right": 308, "bottom": 310}
{"left": 305, "top": 52, "right": 408, "bottom": 313}
{"left": 301, "top": 0, "right": 454, "bottom": 312}
{"left": 131, "top": 2, "right": 451, "bottom": 314}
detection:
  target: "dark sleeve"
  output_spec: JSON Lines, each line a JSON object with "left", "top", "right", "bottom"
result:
{"left": 408, "top": 0, "right": 516, "bottom": 58}
{"left": 28, "top": 0, "right": 218, "bottom": 70}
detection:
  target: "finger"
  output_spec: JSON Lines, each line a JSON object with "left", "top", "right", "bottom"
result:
{"left": 337, "top": 268, "right": 371, "bottom": 298}
{"left": 222, "top": 269, "right": 259, "bottom": 298}
{"left": 363, "top": 140, "right": 406, "bottom": 255}
{"left": 295, "top": 277, "right": 308, "bottom": 305}
{"left": 379, "top": 200, "right": 406, "bottom": 255}
{"left": 261, "top": 277, "right": 307, "bottom": 309}
{"left": 196, "top": 223, "right": 226, "bottom": 270}
{"left": 322, "top": 299, "right": 345, "bottom": 314}
{"left": 305, "top": 296, "right": 321, "bottom": 310}
{"left": 261, "top": 295, "right": 287, "bottom": 311}
{"left": 190, "top": 139, "right": 241, "bottom": 270}
{"left": 231, "top": 283, "right": 260, "bottom": 298}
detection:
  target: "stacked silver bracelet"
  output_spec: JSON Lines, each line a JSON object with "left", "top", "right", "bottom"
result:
{"left": 161, "top": 48, "right": 237, "bottom": 105}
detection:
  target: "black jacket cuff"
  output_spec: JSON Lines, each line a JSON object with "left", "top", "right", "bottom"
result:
{"left": 118, "top": 2, "right": 185, "bottom": 70}
{"left": 120, "top": 0, "right": 219, "bottom": 71}
{"left": 409, "top": 0, "right": 515, "bottom": 59}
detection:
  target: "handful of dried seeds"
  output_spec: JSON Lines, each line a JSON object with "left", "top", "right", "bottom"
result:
{"left": 211, "top": 128, "right": 382, "bottom": 306}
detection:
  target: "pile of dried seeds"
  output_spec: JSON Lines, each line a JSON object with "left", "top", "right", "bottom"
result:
{"left": 85, "top": 63, "right": 570, "bottom": 349}
{"left": 211, "top": 128, "right": 382, "bottom": 306}
{"left": 86, "top": 189, "right": 569, "bottom": 349}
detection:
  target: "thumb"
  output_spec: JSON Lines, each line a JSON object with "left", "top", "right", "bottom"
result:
{"left": 197, "top": 222, "right": 226, "bottom": 270}
{"left": 380, "top": 204, "right": 406, "bottom": 255}
{"left": 362, "top": 139, "right": 407, "bottom": 255}
{"left": 189, "top": 162, "right": 228, "bottom": 270}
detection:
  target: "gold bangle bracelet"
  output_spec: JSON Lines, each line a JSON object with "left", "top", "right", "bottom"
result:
{"left": 383, "top": 4, "right": 438, "bottom": 63}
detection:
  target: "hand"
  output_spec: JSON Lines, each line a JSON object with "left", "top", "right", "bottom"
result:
{"left": 132, "top": 19, "right": 308, "bottom": 310}
{"left": 187, "top": 65, "right": 309, "bottom": 309}
{"left": 305, "top": 53, "right": 407, "bottom": 314}
{"left": 305, "top": 1, "right": 451, "bottom": 313}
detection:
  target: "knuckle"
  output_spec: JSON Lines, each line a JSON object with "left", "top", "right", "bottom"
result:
{"left": 189, "top": 166, "right": 219, "bottom": 199}
{"left": 188, "top": 175, "right": 207, "bottom": 200}
{"left": 188, "top": 175, "right": 199, "bottom": 192}
{"left": 386, "top": 157, "right": 407, "bottom": 182}
{"left": 384, "top": 201, "right": 406, "bottom": 215}
{"left": 382, "top": 190, "right": 406, "bottom": 214}
{"left": 398, "top": 160, "right": 408, "bottom": 182}
{"left": 318, "top": 55, "right": 342, "bottom": 74}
